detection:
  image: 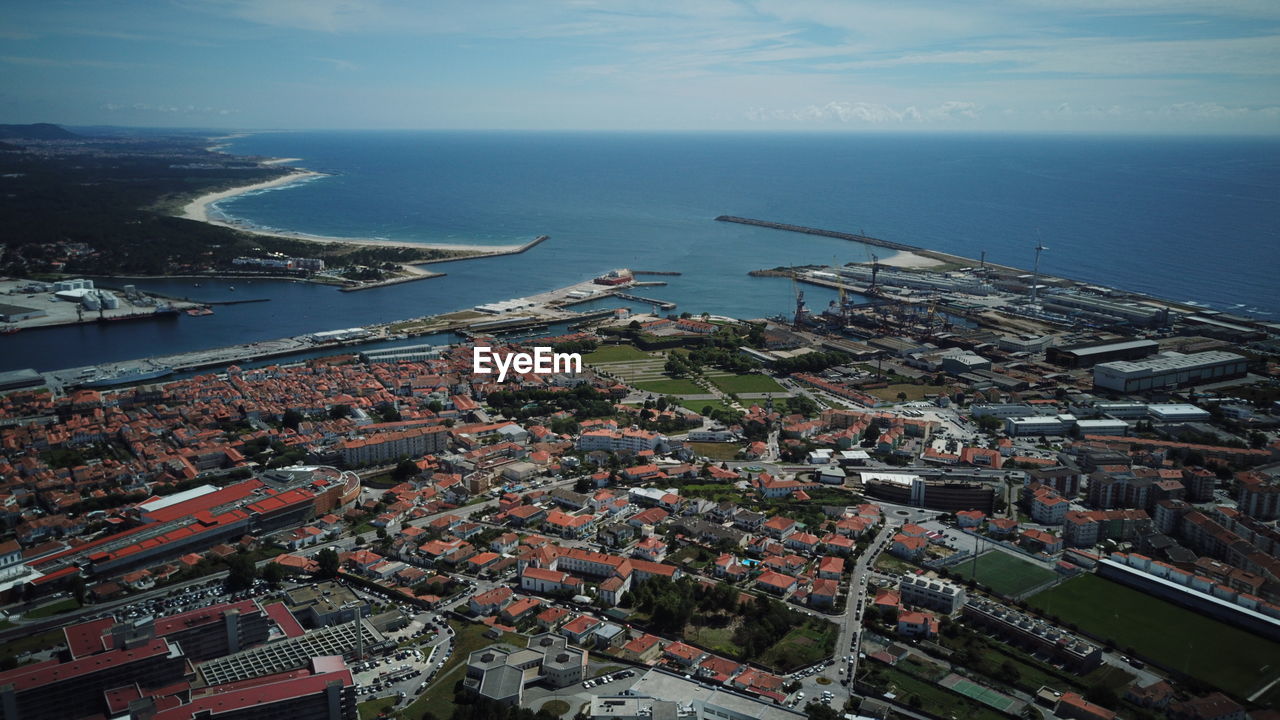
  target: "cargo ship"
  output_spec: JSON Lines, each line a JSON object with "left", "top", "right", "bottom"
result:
{"left": 97, "top": 304, "right": 181, "bottom": 323}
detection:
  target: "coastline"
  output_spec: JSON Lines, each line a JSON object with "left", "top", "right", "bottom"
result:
{"left": 177, "top": 169, "right": 523, "bottom": 254}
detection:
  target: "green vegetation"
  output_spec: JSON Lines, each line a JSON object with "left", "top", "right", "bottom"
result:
{"left": 483, "top": 385, "right": 617, "bottom": 421}
{"left": 679, "top": 399, "right": 735, "bottom": 415}
{"left": 687, "top": 442, "right": 743, "bottom": 461}
{"left": 758, "top": 622, "right": 840, "bottom": 671}
{"left": 403, "top": 620, "right": 526, "bottom": 720}
{"left": 23, "top": 598, "right": 80, "bottom": 619}
{"left": 949, "top": 552, "right": 1057, "bottom": 597}
{"left": 864, "top": 383, "right": 931, "bottom": 402}
{"left": 864, "top": 663, "right": 1008, "bottom": 720}
{"left": 539, "top": 699, "right": 571, "bottom": 717}
{"left": 772, "top": 351, "right": 852, "bottom": 374}
{"left": 0, "top": 628, "right": 65, "bottom": 659}
{"left": 632, "top": 378, "right": 704, "bottom": 395}
{"left": 584, "top": 344, "right": 655, "bottom": 364}
{"left": 1028, "top": 574, "right": 1280, "bottom": 700}
{"left": 358, "top": 696, "right": 398, "bottom": 720}
{"left": 707, "top": 373, "right": 786, "bottom": 394}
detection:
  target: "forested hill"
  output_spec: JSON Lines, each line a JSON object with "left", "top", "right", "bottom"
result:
{"left": 0, "top": 123, "right": 78, "bottom": 140}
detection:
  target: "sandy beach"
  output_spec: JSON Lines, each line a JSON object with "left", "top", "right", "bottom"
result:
{"left": 260, "top": 157, "right": 303, "bottom": 165}
{"left": 178, "top": 171, "right": 522, "bottom": 253}
{"left": 873, "top": 250, "right": 946, "bottom": 269}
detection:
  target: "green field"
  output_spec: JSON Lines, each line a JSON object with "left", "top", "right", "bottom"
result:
{"left": 758, "top": 622, "right": 839, "bottom": 672}
{"left": 679, "top": 399, "right": 735, "bottom": 415}
{"left": 707, "top": 373, "right": 786, "bottom": 394}
{"left": 688, "top": 442, "right": 743, "bottom": 461}
{"left": 1028, "top": 574, "right": 1280, "bottom": 702}
{"left": 633, "top": 378, "right": 705, "bottom": 395}
{"left": 357, "top": 696, "right": 398, "bottom": 720}
{"left": 686, "top": 623, "right": 743, "bottom": 657}
{"left": 584, "top": 344, "right": 655, "bottom": 364}
{"left": 950, "top": 551, "right": 1057, "bottom": 597}
{"left": 875, "top": 666, "right": 1008, "bottom": 720}
{"left": 23, "top": 598, "right": 80, "bottom": 619}
{"left": 865, "top": 383, "right": 933, "bottom": 402}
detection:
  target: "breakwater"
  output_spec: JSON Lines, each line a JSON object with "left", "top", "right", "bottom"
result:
{"left": 715, "top": 216, "right": 920, "bottom": 253}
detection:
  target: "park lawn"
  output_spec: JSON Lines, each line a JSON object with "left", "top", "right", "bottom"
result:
{"left": 584, "top": 344, "right": 655, "bottom": 364}
{"left": 687, "top": 442, "right": 743, "bottom": 461}
{"left": 877, "top": 666, "right": 1008, "bottom": 720}
{"left": 357, "top": 696, "right": 398, "bottom": 720}
{"left": 864, "top": 383, "right": 933, "bottom": 402}
{"left": 949, "top": 551, "right": 1057, "bottom": 597}
{"left": 1028, "top": 574, "right": 1280, "bottom": 701}
{"left": 633, "top": 378, "right": 704, "bottom": 395}
{"left": 24, "top": 598, "right": 80, "bottom": 619}
{"left": 873, "top": 552, "right": 919, "bottom": 575}
{"left": 540, "top": 699, "right": 571, "bottom": 717}
{"left": 679, "top": 399, "right": 735, "bottom": 415}
{"left": 757, "top": 622, "right": 838, "bottom": 672}
{"left": 685, "top": 623, "right": 743, "bottom": 657}
{"left": 707, "top": 373, "right": 786, "bottom": 394}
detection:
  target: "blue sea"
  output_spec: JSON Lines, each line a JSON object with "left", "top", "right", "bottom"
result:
{"left": 4, "top": 132, "right": 1277, "bottom": 372}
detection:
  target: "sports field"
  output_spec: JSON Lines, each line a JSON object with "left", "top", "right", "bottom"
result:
{"left": 940, "top": 673, "right": 1021, "bottom": 713}
{"left": 950, "top": 551, "right": 1057, "bottom": 597}
{"left": 1028, "top": 574, "right": 1280, "bottom": 703}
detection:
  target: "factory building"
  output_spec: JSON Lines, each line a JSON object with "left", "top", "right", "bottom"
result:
{"left": 1047, "top": 339, "right": 1159, "bottom": 368}
{"left": 1093, "top": 351, "right": 1247, "bottom": 393}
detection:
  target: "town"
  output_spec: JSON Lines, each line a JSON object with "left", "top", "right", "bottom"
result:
{"left": 0, "top": 259, "right": 1278, "bottom": 720}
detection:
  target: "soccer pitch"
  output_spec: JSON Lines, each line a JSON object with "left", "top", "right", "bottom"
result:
{"left": 950, "top": 551, "right": 1057, "bottom": 597}
{"left": 1029, "top": 574, "right": 1280, "bottom": 702}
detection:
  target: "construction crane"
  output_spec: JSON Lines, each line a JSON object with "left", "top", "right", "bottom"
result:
{"left": 868, "top": 251, "right": 882, "bottom": 294}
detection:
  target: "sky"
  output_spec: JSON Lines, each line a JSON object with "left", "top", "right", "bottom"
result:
{"left": 1, "top": 0, "right": 1278, "bottom": 133}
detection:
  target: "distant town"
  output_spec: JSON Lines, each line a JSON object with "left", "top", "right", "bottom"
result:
{"left": 0, "top": 245, "right": 1278, "bottom": 720}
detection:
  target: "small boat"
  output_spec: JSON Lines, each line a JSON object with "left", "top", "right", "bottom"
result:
{"left": 228, "top": 286, "right": 235, "bottom": 291}
{"left": 1, "top": 326, "right": 19, "bottom": 335}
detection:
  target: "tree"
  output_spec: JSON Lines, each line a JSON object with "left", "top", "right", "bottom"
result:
{"left": 281, "top": 409, "right": 304, "bottom": 430}
{"left": 804, "top": 701, "right": 840, "bottom": 720}
{"left": 262, "top": 562, "right": 286, "bottom": 586}
{"left": 329, "top": 404, "right": 351, "bottom": 420}
{"left": 316, "top": 548, "right": 339, "bottom": 579}
{"left": 393, "top": 458, "right": 420, "bottom": 481}
{"left": 1084, "top": 684, "right": 1119, "bottom": 709}
{"left": 225, "top": 553, "right": 258, "bottom": 592}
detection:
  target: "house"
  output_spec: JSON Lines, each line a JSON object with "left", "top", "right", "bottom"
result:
{"left": 663, "top": 641, "right": 704, "bottom": 667}
{"left": 469, "top": 586, "right": 514, "bottom": 616}
{"left": 956, "top": 510, "right": 986, "bottom": 528}
{"left": 621, "top": 633, "right": 663, "bottom": 663}
{"left": 632, "top": 536, "right": 667, "bottom": 562}
{"left": 810, "top": 579, "right": 839, "bottom": 608}
{"left": 896, "top": 610, "right": 939, "bottom": 639}
{"left": 560, "top": 615, "right": 602, "bottom": 646}
{"left": 890, "top": 533, "right": 927, "bottom": 560}
{"left": 536, "top": 606, "right": 570, "bottom": 631}
{"left": 762, "top": 515, "right": 796, "bottom": 539}
{"left": 817, "top": 556, "right": 844, "bottom": 579}
{"left": 755, "top": 570, "right": 799, "bottom": 596}
{"left": 500, "top": 596, "right": 543, "bottom": 624}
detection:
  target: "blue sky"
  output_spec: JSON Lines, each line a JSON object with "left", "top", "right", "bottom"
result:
{"left": 2, "top": 0, "right": 1278, "bottom": 133}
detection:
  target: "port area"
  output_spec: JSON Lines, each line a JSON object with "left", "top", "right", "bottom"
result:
{"left": 40, "top": 269, "right": 654, "bottom": 390}
{"left": 0, "top": 279, "right": 199, "bottom": 331}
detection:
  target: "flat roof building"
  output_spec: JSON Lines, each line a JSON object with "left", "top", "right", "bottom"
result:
{"left": 1093, "top": 351, "right": 1247, "bottom": 393}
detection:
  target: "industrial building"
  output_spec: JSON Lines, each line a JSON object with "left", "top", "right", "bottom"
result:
{"left": 1093, "top": 351, "right": 1248, "bottom": 393}
{"left": 0, "top": 303, "right": 46, "bottom": 323}
{"left": 1047, "top": 339, "right": 1159, "bottom": 368}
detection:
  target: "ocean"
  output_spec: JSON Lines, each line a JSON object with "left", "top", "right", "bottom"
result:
{"left": 3, "top": 132, "right": 1277, "bottom": 372}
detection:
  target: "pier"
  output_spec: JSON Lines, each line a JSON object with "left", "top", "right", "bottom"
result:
{"left": 716, "top": 216, "right": 920, "bottom": 252}
{"left": 613, "top": 292, "right": 676, "bottom": 310}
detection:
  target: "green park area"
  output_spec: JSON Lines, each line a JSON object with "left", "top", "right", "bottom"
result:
{"left": 949, "top": 551, "right": 1057, "bottom": 597}
{"left": 706, "top": 373, "right": 785, "bottom": 395}
{"left": 583, "top": 344, "right": 655, "bottom": 364}
{"left": 632, "top": 378, "right": 705, "bottom": 395}
{"left": 687, "top": 442, "right": 743, "bottom": 461}
{"left": 1028, "top": 574, "right": 1280, "bottom": 703}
